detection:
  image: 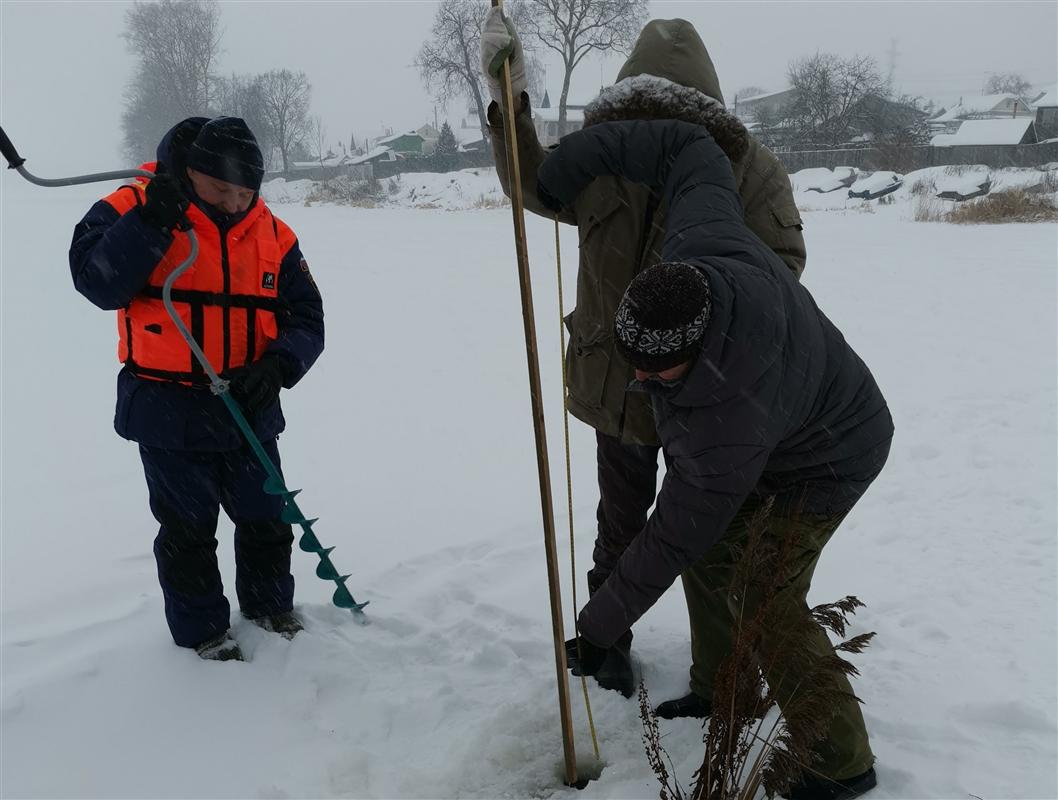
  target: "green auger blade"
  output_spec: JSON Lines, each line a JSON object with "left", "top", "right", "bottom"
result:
{"left": 282, "top": 505, "right": 305, "bottom": 525}
{"left": 316, "top": 549, "right": 340, "bottom": 580}
{"left": 263, "top": 476, "right": 288, "bottom": 495}
{"left": 299, "top": 530, "right": 323, "bottom": 552}
{"left": 333, "top": 577, "right": 368, "bottom": 611}
{"left": 260, "top": 473, "right": 365, "bottom": 617}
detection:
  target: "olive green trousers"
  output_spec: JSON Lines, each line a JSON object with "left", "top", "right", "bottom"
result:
{"left": 681, "top": 497, "right": 875, "bottom": 781}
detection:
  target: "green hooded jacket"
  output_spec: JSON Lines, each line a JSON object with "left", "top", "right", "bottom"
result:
{"left": 489, "top": 19, "right": 806, "bottom": 446}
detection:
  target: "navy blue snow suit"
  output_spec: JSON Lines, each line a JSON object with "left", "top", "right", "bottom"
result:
{"left": 69, "top": 118, "right": 324, "bottom": 648}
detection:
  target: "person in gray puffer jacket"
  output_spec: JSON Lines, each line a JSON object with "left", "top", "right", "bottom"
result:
{"left": 537, "top": 120, "right": 893, "bottom": 800}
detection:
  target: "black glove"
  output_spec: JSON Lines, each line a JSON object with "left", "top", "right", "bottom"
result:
{"left": 228, "top": 355, "right": 287, "bottom": 416}
{"left": 140, "top": 173, "right": 190, "bottom": 230}
{"left": 566, "top": 634, "right": 608, "bottom": 677}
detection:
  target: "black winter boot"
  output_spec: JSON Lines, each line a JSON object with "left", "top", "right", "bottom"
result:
{"left": 195, "top": 631, "right": 244, "bottom": 662}
{"left": 248, "top": 611, "right": 303, "bottom": 640}
{"left": 655, "top": 692, "right": 712, "bottom": 719}
{"left": 783, "top": 767, "right": 877, "bottom": 800}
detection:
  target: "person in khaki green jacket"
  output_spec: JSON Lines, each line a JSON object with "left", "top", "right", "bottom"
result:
{"left": 481, "top": 12, "right": 807, "bottom": 713}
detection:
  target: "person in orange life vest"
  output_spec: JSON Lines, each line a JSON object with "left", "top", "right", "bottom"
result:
{"left": 69, "top": 117, "right": 324, "bottom": 661}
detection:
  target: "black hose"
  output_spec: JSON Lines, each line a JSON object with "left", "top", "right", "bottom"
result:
{"left": 0, "top": 126, "right": 26, "bottom": 169}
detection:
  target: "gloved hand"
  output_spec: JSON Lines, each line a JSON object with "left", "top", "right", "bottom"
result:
{"left": 139, "top": 173, "right": 190, "bottom": 230}
{"left": 228, "top": 354, "right": 287, "bottom": 416}
{"left": 565, "top": 634, "right": 608, "bottom": 677}
{"left": 480, "top": 6, "right": 527, "bottom": 104}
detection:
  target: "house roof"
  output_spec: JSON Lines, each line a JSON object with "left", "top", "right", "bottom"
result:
{"left": 933, "top": 93, "right": 1032, "bottom": 122}
{"left": 1035, "top": 89, "right": 1058, "bottom": 108}
{"left": 737, "top": 87, "right": 797, "bottom": 104}
{"left": 933, "top": 118, "right": 1035, "bottom": 146}
{"left": 349, "top": 146, "right": 394, "bottom": 165}
{"left": 376, "top": 131, "right": 425, "bottom": 145}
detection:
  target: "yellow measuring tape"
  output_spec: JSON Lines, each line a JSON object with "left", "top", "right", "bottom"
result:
{"left": 555, "top": 216, "right": 601, "bottom": 761}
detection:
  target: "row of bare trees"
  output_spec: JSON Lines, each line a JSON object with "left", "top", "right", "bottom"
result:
{"left": 744, "top": 55, "right": 1039, "bottom": 153}
{"left": 415, "top": 0, "right": 648, "bottom": 141}
{"left": 742, "top": 52, "right": 933, "bottom": 151}
{"left": 122, "top": 0, "right": 313, "bottom": 172}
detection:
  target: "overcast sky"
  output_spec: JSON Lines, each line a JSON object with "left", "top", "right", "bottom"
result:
{"left": 1, "top": 1, "right": 1055, "bottom": 173}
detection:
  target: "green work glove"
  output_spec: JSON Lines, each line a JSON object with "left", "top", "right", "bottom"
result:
{"left": 480, "top": 6, "right": 527, "bottom": 104}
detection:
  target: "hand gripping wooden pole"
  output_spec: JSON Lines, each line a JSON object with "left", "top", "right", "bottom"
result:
{"left": 490, "top": 0, "right": 579, "bottom": 787}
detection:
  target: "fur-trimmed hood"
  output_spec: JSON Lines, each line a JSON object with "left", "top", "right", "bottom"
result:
{"left": 583, "top": 74, "right": 750, "bottom": 163}
{"left": 583, "top": 19, "right": 749, "bottom": 163}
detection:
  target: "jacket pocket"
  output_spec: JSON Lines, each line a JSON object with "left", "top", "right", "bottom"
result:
{"left": 576, "top": 190, "right": 625, "bottom": 248}
{"left": 565, "top": 313, "right": 612, "bottom": 410}
{"left": 769, "top": 202, "right": 806, "bottom": 276}
{"left": 771, "top": 203, "right": 803, "bottom": 230}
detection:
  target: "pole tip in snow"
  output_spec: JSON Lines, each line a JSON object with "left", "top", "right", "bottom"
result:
{"left": 563, "top": 758, "right": 604, "bottom": 790}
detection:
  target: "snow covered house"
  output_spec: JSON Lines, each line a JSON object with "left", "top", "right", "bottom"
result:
{"left": 532, "top": 105, "right": 586, "bottom": 147}
{"left": 1033, "top": 90, "right": 1058, "bottom": 141}
{"left": 930, "top": 118, "right": 1037, "bottom": 147}
{"left": 373, "top": 131, "right": 426, "bottom": 156}
{"left": 929, "top": 94, "right": 1035, "bottom": 134}
{"left": 349, "top": 146, "right": 397, "bottom": 166}
{"left": 416, "top": 124, "right": 441, "bottom": 155}
{"left": 733, "top": 87, "right": 799, "bottom": 123}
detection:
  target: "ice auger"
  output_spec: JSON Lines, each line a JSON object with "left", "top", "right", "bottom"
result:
{"left": 0, "top": 125, "right": 367, "bottom": 621}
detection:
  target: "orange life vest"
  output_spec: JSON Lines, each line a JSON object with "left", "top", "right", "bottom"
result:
{"left": 102, "top": 164, "right": 295, "bottom": 384}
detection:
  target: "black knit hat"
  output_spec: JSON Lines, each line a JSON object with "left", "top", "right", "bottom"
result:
{"left": 614, "top": 262, "right": 712, "bottom": 372}
{"left": 185, "top": 117, "right": 264, "bottom": 191}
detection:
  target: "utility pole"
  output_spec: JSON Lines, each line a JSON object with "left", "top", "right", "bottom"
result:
{"left": 886, "top": 38, "right": 899, "bottom": 92}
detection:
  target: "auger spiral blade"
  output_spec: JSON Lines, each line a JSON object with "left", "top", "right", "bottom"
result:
{"left": 259, "top": 475, "right": 366, "bottom": 619}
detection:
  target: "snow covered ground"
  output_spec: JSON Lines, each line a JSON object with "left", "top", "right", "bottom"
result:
{"left": 1, "top": 174, "right": 1056, "bottom": 799}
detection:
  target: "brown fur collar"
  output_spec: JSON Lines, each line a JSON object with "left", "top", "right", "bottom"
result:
{"left": 583, "top": 74, "right": 750, "bottom": 163}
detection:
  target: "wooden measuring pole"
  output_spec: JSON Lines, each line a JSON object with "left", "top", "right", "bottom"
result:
{"left": 490, "top": 0, "right": 578, "bottom": 787}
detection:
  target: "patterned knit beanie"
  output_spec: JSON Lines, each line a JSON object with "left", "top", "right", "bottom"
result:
{"left": 614, "top": 262, "right": 712, "bottom": 372}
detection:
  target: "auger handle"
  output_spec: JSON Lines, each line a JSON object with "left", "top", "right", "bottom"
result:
{"left": 1, "top": 126, "right": 26, "bottom": 169}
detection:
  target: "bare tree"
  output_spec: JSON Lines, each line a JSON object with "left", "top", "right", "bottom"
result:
{"left": 521, "top": 0, "right": 648, "bottom": 125}
{"left": 984, "top": 72, "right": 1032, "bottom": 97}
{"left": 121, "top": 0, "right": 223, "bottom": 161}
{"left": 213, "top": 72, "right": 275, "bottom": 169}
{"left": 734, "top": 85, "right": 766, "bottom": 104}
{"left": 310, "top": 115, "right": 328, "bottom": 167}
{"left": 415, "top": 0, "right": 537, "bottom": 141}
{"left": 787, "top": 52, "right": 887, "bottom": 147}
{"left": 259, "top": 69, "right": 312, "bottom": 173}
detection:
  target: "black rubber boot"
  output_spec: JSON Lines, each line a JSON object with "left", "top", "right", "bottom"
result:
{"left": 783, "top": 767, "right": 878, "bottom": 800}
{"left": 655, "top": 692, "right": 712, "bottom": 720}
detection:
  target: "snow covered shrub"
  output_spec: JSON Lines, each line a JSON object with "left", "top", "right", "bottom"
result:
{"left": 913, "top": 195, "right": 949, "bottom": 223}
{"left": 306, "top": 176, "right": 384, "bottom": 207}
{"left": 908, "top": 176, "right": 936, "bottom": 197}
{"left": 947, "top": 190, "right": 1058, "bottom": 224}
{"left": 640, "top": 498, "right": 875, "bottom": 800}
{"left": 473, "top": 193, "right": 510, "bottom": 209}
